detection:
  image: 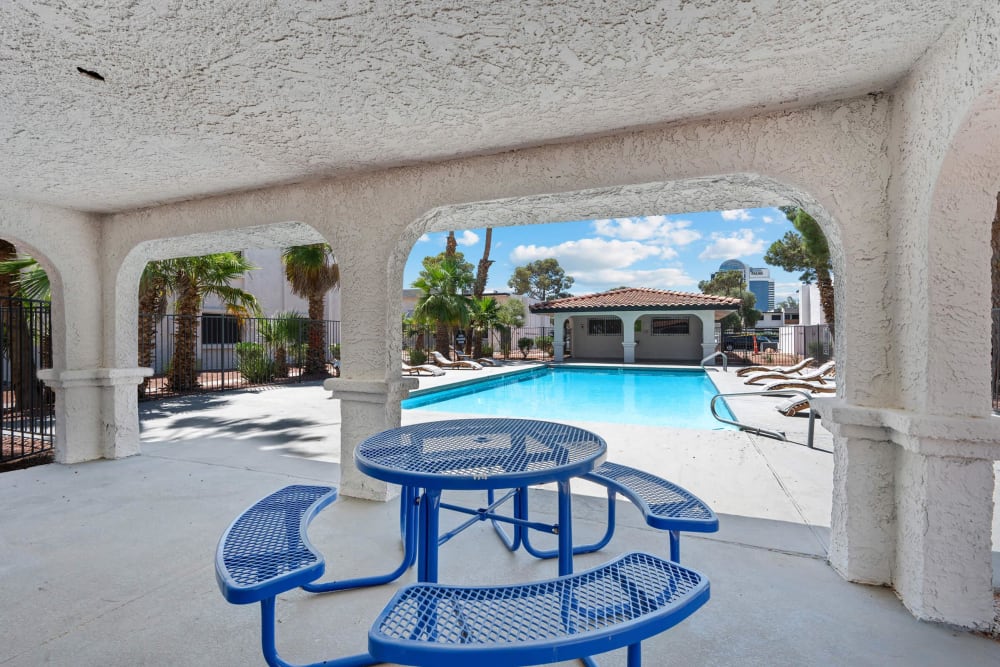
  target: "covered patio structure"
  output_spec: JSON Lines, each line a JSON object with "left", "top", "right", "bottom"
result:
{"left": 531, "top": 287, "right": 740, "bottom": 363}
{"left": 1, "top": 1, "right": 998, "bottom": 634}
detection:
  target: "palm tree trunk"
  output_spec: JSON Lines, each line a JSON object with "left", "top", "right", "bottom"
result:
{"left": 816, "top": 267, "right": 835, "bottom": 340}
{"left": 435, "top": 322, "right": 451, "bottom": 359}
{"left": 305, "top": 295, "right": 326, "bottom": 376}
{"left": 169, "top": 277, "right": 202, "bottom": 391}
{"left": 137, "top": 276, "right": 165, "bottom": 398}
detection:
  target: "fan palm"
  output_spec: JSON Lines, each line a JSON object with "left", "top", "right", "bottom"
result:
{"left": 281, "top": 244, "right": 340, "bottom": 376}
{"left": 259, "top": 311, "right": 307, "bottom": 378}
{"left": 413, "top": 257, "right": 472, "bottom": 358}
{"left": 467, "top": 296, "right": 500, "bottom": 358}
{"left": 161, "top": 253, "right": 260, "bottom": 391}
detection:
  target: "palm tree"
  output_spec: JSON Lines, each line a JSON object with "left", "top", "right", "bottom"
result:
{"left": 412, "top": 257, "right": 472, "bottom": 358}
{"left": 468, "top": 296, "right": 500, "bottom": 358}
{"left": 259, "top": 311, "right": 307, "bottom": 378}
{"left": 281, "top": 244, "right": 340, "bottom": 376}
{"left": 162, "top": 253, "right": 260, "bottom": 391}
{"left": 137, "top": 261, "right": 172, "bottom": 397}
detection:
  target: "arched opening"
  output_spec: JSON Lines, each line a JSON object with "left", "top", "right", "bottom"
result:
{"left": 392, "top": 176, "right": 846, "bottom": 535}
{"left": 0, "top": 237, "right": 58, "bottom": 470}
{"left": 118, "top": 221, "right": 345, "bottom": 458}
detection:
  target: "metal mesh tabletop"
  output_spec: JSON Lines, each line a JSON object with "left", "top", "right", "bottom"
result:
{"left": 355, "top": 418, "right": 607, "bottom": 490}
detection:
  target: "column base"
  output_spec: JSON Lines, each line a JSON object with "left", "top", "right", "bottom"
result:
{"left": 37, "top": 367, "right": 152, "bottom": 463}
{"left": 823, "top": 399, "right": 999, "bottom": 630}
{"left": 325, "top": 377, "right": 419, "bottom": 500}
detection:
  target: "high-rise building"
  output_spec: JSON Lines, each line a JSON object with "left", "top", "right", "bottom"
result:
{"left": 713, "top": 259, "right": 775, "bottom": 311}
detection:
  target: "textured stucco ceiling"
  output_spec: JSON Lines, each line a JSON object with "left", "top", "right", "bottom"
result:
{"left": 0, "top": 1, "right": 971, "bottom": 213}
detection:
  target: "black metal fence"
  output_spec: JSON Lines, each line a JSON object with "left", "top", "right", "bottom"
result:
{"left": 0, "top": 296, "right": 54, "bottom": 469}
{"left": 404, "top": 326, "right": 558, "bottom": 362}
{"left": 717, "top": 324, "right": 833, "bottom": 368}
{"left": 139, "top": 313, "right": 341, "bottom": 400}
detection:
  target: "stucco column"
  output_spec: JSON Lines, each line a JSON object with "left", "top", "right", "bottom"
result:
{"left": 619, "top": 312, "right": 639, "bottom": 363}
{"left": 331, "top": 244, "right": 420, "bottom": 500}
{"left": 695, "top": 312, "right": 719, "bottom": 365}
{"left": 822, "top": 404, "right": 896, "bottom": 586}
{"left": 37, "top": 367, "right": 152, "bottom": 463}
{"left": 552, "top": 314, "right": 567, "bottom": 362}
{"left": 324, "top": 376, "right": 418, "bottom": 501}
{"left": 822, "top": 400, "right": 999, "bottom": 630}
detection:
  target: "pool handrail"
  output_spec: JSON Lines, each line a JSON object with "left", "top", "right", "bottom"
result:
{"left": 701, "top": 351, "right": 727, "bottom": 372}
{"left": 709, "top": 389, "right": 816, "bottom": 449}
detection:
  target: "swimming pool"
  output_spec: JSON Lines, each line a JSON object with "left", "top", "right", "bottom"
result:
{"left": 402, "top": 365, "right": 736, "bottom": 430}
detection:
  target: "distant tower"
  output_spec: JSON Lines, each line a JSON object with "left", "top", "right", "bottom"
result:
{"left": 714, "top": 259, "right": 775, "bottom": 311}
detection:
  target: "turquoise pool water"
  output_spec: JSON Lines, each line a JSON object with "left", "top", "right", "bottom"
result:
{"left": 402, "top": 365, "right": 736, "bottom": 430}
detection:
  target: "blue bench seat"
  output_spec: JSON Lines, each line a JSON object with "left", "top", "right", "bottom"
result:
{"left": 370, "top": 551, "right": 709, "bottom": 667}
{"left": 584, "top": 461, "right": 719, "bottom": 562}
{"left": 497, "top": 461, "right": 718, "bottom": 564}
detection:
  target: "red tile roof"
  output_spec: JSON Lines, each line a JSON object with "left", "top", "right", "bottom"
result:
{"left": 530, "top": 287, "right": 741, "bottom": 312}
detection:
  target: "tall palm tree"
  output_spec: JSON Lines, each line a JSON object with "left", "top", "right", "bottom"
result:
{"left": 468, "top": 296, "right": 499, "bottom": 358}
{"left": 281, "top": 244, "right": 340, "bottom": 376}
{"left": 137, "top": 260, "right": 172, "bottom": 397}
{"left": 162, "top": 253, "right": 260, "bottom": 391}
{"left": 413, "top": 257, "right": 472, "bottom": 358}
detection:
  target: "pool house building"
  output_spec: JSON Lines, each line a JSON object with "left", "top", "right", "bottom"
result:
{"left": 530, "top": 287, "right": 740, "bottom": 364}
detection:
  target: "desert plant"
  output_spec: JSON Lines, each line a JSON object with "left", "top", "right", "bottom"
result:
{"left": 408, "top": 348, "right": 428, "bottom": 366}
{"left": 517, "top": 336, "right": 534, "bottom": 359}
{"left": 534, "top": 335, "right": 554, "bottom": 356}
{"left": 234, "top": 342, "right": 275, "bottom": 383}
{"left": 480, "top": 344, "right": 494, "bottom": 357}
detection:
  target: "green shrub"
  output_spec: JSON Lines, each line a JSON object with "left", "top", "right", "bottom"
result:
{"left": 534, "top": 335, "right": 554, "bottom": 356}
{"left": 329, "top": 343, "right": 341, "bottom": 359}
{"left": 517, "top": 337, "right": 534, "bottom": 359}
{"left": 480, "top": 344, "right": 494, "bottom": 357}
{"left": 408, "top": 349, "right": 428, "bottom": 366}
{"left": 235, "top": 342, "right": 275, "bottom": 383}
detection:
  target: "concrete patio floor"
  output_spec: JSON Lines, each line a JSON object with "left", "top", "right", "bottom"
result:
{"left": 1, "top": 362, "right": 998, "bottom": 666}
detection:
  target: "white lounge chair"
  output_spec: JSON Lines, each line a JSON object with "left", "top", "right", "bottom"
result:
{"left": 430, "top": 350, "right": 483, "bottom": 370}
{"left": 744, "top": 360, "right": 835, "bottom": 386}
{"left": 450, "top": 346, "right": 497, "bottom": 366}
{"left": 402, "top": 361, "right": 445, "bottom": 376}
{"left": 735, "top": 357, "right": 814, "bottom": 377}
{"left": 763, "top": 379, "right": 836, "bottom": 416}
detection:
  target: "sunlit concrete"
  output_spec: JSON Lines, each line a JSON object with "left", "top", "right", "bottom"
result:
{"left": 1, "top": 379, "right": 997, "bottom": 666}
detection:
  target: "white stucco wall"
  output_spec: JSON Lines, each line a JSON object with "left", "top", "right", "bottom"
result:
{"left": 3, "top": 46, "right": 997, "bottom": 629}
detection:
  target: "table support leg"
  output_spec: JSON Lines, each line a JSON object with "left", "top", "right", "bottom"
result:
{"left": 558, "top": 479, "right": 573, "bottom": 576}
{"left": 418, "top": 488, "right": 442, "bottom": 583}
{"left": 302, "top": 486, "right": 418, "bottom": 593}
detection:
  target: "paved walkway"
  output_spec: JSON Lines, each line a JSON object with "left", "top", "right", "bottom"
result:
{"left": 1, "top": 362, "right": 997, "bottom": 665}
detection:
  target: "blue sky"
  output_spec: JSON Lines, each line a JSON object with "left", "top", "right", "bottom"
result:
{"left": 403, "top": 206, "right": 804, "bottom": 306}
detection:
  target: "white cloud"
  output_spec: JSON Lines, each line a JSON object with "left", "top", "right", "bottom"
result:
{"left": 762, "top": 216, "right": 775, "bottom": 224}
{"left": 571, "top": 267, "right": 697, "bottom": 292}
{"left": 456, "top": 230, "right": 479, "bottom": 246}
{"left": 720, "top": 209, "right": 753, "bottom": 221}
{"left": 698, "top": 229, "right": 766, "bottom": 260}
{"left": 591, "top": 216, "right": 701, "bottom": 246}
{"left": 510, "top": 238, "right": 661, "bottom": 272}
{"left": 417, "top": 233, "right": 430, "bottom": 242}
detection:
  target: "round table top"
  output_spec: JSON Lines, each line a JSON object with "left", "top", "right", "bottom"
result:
{"left": 355, "top": 418, "right": 607, "bottom": 490}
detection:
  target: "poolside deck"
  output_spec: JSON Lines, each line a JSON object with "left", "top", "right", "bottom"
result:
{"left": 1, "top": 362, "right": 997, "bottom": 665}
